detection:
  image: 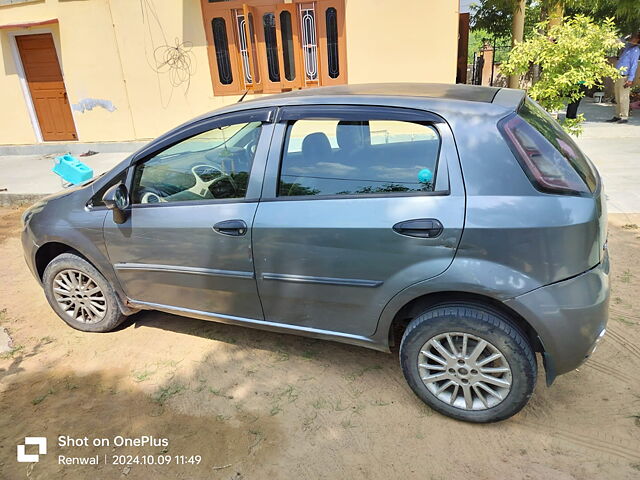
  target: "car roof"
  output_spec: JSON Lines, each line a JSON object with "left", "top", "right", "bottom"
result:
{"left": 244, "top": 83, "right": 502, "bottom": 103}
{"left": 199, "top": 83, "right": 526, "bottom": 121}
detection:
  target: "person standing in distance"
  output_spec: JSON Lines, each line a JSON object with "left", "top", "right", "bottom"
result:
{"left": 608, "top": 32, "right": 640, "bottom": 124}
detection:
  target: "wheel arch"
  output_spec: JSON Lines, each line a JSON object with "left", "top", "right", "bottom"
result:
{"left": 386, "top": 291, "right": 544, "bottom": 356}
{"left": 35, "top": 240, "right": 136, "bottom": 316}
{"left": 35, "top": 242, "right": 87, "bottom": 280}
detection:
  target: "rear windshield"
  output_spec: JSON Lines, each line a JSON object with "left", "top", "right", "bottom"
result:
{"left": 518, "top": 98, "right": 597, "bottom": 192}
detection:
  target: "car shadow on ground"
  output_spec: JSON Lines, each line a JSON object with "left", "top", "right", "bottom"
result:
{"left": 0, "top": 341, "right": 283, "bottom": 479}
{"left": 124, "top": 309, "right": 398, "bottom": 374}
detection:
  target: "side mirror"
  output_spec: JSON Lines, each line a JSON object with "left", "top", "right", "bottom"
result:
{"left": 102, "top": 183, "right": 130, "bottom": 224}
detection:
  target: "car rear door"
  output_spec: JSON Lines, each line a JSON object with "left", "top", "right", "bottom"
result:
{"left": 103, "top": 108, "right": 274, "bottom": 320}
{"left": 252, "top": 105, "right": 465, "bottom": 336}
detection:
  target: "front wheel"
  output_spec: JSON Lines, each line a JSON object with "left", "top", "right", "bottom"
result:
{"left": 43, "top": 253, "right": 127, "bottom": 332}
{"left": 399, "top": 304, "right": 537, "bottom": 423}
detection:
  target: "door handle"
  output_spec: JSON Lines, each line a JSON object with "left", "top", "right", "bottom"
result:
{"left": 392, "top": 219, "right": 443, "bottom": 238}
{"left": 213, "top": 219, "right": 248, "bottom": 236}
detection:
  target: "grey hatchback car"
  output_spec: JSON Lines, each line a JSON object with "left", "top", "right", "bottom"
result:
{"left": 21, "top": 84, "right": 609, "bottom": 423}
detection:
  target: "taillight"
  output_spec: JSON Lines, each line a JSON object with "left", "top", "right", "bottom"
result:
{"left": 499, "top": 115, "right": 590, "bottom": 195}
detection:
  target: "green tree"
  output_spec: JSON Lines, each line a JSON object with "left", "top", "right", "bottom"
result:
{"left": 472, "top": 0, "right": 639, "bottom": 38}
{"left": 470, "top": 0, "right": 517, "bottom": 39}
{"left": 471, "top": 0, "right": 542, "bottom": 40}
{"left": 566, "top": 0, "right": 640, "bottom": 33}
{"left": 502, "top": 15, "right": 622, "bottom": 134}
{"left": 467, "top": 29, "right": 511, "bottom": 63}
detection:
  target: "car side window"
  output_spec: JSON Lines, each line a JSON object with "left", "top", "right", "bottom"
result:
{"left": 278, "top": 118, "right": 440, "bottom": 197}
{"left": 131, "top": 121, "right": 262, "bottom": 204}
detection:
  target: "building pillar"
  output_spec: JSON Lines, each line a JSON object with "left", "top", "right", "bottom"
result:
{"left": 481, "top": 43, "right": 495, "bottom": 86}
{"left": 456, "top": 12, "right": 470, "bottom": 84}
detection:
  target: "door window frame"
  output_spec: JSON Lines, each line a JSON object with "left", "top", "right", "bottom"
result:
{"left": 260, "top": 105, "right": 454, "bottom": 202}
{"left": 121, "top": 107, "right": 276, "bottom": 209}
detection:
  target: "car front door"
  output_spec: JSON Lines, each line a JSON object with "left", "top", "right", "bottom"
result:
{"left": 252, "top": 105, "right": 465, "bottom": 336}
{"left": 103, "top": 108, "right": 274, "bottom": 320}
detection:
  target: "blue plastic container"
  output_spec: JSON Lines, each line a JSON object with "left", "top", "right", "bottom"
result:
{"left": 52, "top": 154, "right": 94, "bottom": 185}
{"left": 417, "top": 168, "right": 433, "bottom": 184}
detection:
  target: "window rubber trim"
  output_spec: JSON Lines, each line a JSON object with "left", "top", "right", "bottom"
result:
{"left": 276, "top": 104, "right": 444, "bottom": 124}
{"left": 272, "top": 104, "right": 446, "bottom": 200}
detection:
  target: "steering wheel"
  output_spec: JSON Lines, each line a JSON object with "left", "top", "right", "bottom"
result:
{"left": 245, "top": 137, "right": 259, "bottom": 158}
{"left": 187, "top": 164, "right": 237, "bottom": 198}
{"left": 139, "top": 164, "right": 238, "bottom": 204}
{"left": 140, "top": 187, "right": 168, "bottom": 204}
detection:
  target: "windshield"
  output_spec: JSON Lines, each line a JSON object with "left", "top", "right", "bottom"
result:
{"left": 155, "top": 122, "right": 260, "bottom": 161}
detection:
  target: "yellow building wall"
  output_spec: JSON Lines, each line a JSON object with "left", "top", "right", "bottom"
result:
{"left": 345, "top": 0, "right": 459, "bottom": 85}
{"left": 0, "top": 26, "right": 35, "bottom": 145}
{"left": 0, "top": 0, "right": 136, "bottom": 144}
{"left": 106, "top": 0, "right": 234, "bottom": 140}
{"left": 0, "top": 0, "right": 459, "bottom": 145}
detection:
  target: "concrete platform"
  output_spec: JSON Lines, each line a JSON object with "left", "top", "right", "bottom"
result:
{"left": 0, "top": 151, "right": 132, "bottom": 198}
{"left": 576, "top": 99, "right": 640, "bottom": 214}
{"left": 0, "top": 141, "right": 146, "bottom": 156}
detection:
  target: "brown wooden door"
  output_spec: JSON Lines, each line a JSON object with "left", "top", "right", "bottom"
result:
{"left": 16, "top": 34, "right": 77, "bottom": 141}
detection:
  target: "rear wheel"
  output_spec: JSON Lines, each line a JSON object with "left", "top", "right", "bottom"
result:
{"left": 43, "top": 253, "right": 127, "bottom": 332}
{"left": 399, "top": 304, "right": 537, "bottom": 423}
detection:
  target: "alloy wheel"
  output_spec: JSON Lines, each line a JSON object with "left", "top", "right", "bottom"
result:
{"left": 52, "top": 269, "right": 107, "bottom": 324}
{"left": 418, "top": 332, "right": 512, "bottom": 410}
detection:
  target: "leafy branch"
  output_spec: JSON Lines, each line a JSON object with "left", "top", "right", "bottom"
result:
{"left": 502, "top": 15, "right": 622, "bottom": 134}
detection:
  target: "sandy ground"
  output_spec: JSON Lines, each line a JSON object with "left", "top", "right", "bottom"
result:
{"left": 0, "top": 206, "right": 639, "bottom": 480}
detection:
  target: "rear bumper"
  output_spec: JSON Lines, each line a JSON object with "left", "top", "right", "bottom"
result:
{"left": 504, "top": 250, "right": 610, "bottom": 380}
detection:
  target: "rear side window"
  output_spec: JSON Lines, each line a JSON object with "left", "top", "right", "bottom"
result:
{"left": 511, "top": 98, "right": 597, "bottom": 194}
{"left": 279, "top": 119, "right": 440, "bottom": 197}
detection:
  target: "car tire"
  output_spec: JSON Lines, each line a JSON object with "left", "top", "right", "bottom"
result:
{"left": 43, "top": 253, "right": 127, "bottom": 332}
{"left": 399, "top": 303, "right": 537, "bottom": 423}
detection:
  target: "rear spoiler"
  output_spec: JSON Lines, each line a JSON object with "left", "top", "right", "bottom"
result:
{"left": 492, "top": 88, "right": 526, "bottom": 111}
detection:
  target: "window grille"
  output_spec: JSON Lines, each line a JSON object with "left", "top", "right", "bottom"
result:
{"left": 201, "top": 0, "right": 346, "bottom": 95}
